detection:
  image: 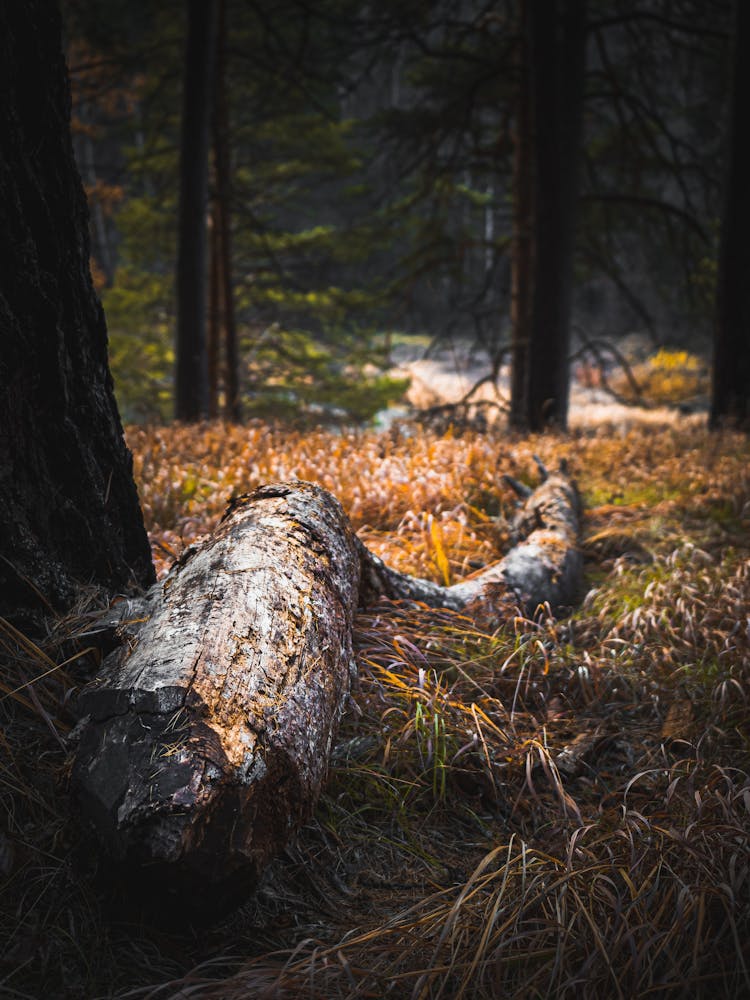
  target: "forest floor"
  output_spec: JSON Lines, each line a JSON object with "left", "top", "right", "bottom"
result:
{"left": 1, "top": 409, "right": 748, "bottom": 999}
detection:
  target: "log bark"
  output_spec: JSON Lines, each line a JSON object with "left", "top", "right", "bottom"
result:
{"left": 72, "top": 468, "right": 582, "bottom": 908}
{"left": 73, "top": 483, "right": 360, "bottom": 906}
{"left": 359, "top": 464, "right": 582, "bottom": 618}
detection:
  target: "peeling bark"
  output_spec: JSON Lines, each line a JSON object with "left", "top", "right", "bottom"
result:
{"left": 72, "top": 469, "right": 582, "bottom": 907}
{"left": 73, "top": 483, "right": 360, "bottom": 904}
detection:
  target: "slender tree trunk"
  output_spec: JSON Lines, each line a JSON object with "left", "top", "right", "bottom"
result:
{"left": 213, "top": 0, "right": 241, "bottom": 422}
{"left": 208, "top": 199, "right": 221, "bottom": 419}
{"left": 0, "top": 2, "right": 154, "bottom": 625}
{"left": 510, "top": 0, "right": 533, "bottom": 429}
{"left": 175, "top": 0, "right": 218, "bottom": 422}
{"left": 710, "top": 0, "right": 750, "bottom": 430}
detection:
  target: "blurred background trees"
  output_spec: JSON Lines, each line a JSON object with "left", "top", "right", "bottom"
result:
{"left": 62, "top": 0, "right": 736, "bottom": 428}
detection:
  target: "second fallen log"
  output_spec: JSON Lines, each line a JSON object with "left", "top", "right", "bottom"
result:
{"left": 359, "top": 462, "right": 583, "bottom": 618}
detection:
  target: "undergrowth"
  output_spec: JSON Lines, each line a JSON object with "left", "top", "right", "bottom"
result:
{"left": 1, "top": 421, "right": 749, "bottom": 998}
{"left": 608, "top": 349, "right": 710, "bottom": 407}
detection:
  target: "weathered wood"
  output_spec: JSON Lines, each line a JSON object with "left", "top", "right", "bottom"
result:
{"left": 72, "top": 468, "right": 582, "bottom": 905}
{"left": 359, "top": 464, "right": 582, "bottom": 618}
{"left": 73, "top": 483, "right": 360, "bottom": 901}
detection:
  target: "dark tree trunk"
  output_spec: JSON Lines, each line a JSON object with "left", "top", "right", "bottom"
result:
{"left": 710, "top": 0, "right": 750, "bottom": 430}
{"left": 0, "top": 2, "right": 154, "bottom": 624}
{"left": 512, "top": 0, "right": 587, "bottom": 431}
{"left": 509, "top": 0, "right": 533, "bottom": 430}
{"left": 213, "top": 0, "right": 241, "bottom": 423}
{"left": 72, "top": 469, "right": 582, "bottom": 909}
{"left": 175, "top": 0, "right": 218, "bottom": 422}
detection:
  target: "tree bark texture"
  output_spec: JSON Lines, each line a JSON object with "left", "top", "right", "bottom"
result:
{"left": 73, "top": 483, "right": 362, "bottom": 903}
{"left": 0, "top": 2, "right": 154, "bottom": 623}
{"left": 73, "top": 471, "right": 582, "bottom": 905}
{"left": 710, "top": 0, "right": 750, "bottom": 430}
{"left": 359, "top": 469, "right": 581, "bottom": 618}
{"left": 175, "top": 0, "right": 217, "bottom": 422}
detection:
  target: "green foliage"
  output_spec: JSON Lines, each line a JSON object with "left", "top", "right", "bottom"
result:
{"left": 243, "top": 326, "right": 410, "bottom": 424}
{"left": 106, "top": 313, "right": 174, "bottom": 423}
{"left": 104, "top": 261, "right": 174, "bottom": 423}
{"left": 102, "top": 193, "right": 176, "bottom": 422}
{"left": 72, "top": 0, "right": 730, "bottom": 425}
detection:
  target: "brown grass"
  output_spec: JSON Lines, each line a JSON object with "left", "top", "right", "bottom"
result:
{"left": 1, "top": 420, "right": 749, "bottom": 998}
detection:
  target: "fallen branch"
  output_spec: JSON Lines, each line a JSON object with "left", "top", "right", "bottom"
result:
{"left": 360, "top": 460, "right": 582, "bottom": 617}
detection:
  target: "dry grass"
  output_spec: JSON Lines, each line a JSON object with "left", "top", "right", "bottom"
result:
{"left": 1, "top": 419, "right": 749, "bottom": 998}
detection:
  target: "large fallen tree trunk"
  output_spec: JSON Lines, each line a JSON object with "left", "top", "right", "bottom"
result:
{"left": 73, "top": 483, "right": 362, "bottom": 906}
{"left": 72, "top": 466, "right": 582, "bottom": 908}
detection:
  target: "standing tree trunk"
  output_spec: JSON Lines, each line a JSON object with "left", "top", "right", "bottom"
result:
{"left": 0, "top": 2, "right": 154, "bottom": 624}
{"left": 511, "top": 0, "right": 587, "bottom": 431}
{"left": 710, "top": 0, "right": 750, "bottom": 430}
{"left": 207, "top": 200, "right": 221, "bottom": 419}
{"left": 213, "top": 0, "right": 241, "bottom": 422}
{"left": 510, "top": 0, "right": 533, "bottom": 429}
{"left": 175, "top": 0, "right": 218, "bottom": 422}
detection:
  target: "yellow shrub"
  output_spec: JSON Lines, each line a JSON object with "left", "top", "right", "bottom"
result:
{"left": 611, "top": 348, "right": 709, "bottom": 405}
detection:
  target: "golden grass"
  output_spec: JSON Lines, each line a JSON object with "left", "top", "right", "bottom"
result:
{"left": 608, "top": 349, "right": 711, "bottom": 406}
{"left": 1, "top": 420, "right": 749, "bottom": 998}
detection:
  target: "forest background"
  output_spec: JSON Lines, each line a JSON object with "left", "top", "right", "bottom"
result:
{"left": 64, "top": 0, "right": 743, "bottom": 430}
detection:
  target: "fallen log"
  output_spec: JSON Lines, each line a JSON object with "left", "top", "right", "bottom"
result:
{"left": 73, "top": 483, "right": 361, "bottom": 905}
{"left": 72, "top": 466, "right": 582, "bottom": 908}
{"left": 359, "top": 460, "right": 582, "bottom": 618}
